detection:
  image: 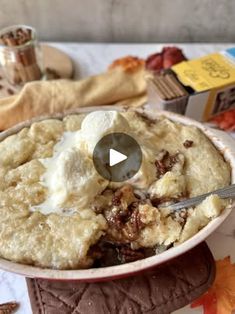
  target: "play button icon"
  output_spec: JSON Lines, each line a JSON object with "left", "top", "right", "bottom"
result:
{"left": 93, "top": 133, "right": 142, "bottom": 182}
{"left": 109, "top": 149, "right": 127, "bottom": 166}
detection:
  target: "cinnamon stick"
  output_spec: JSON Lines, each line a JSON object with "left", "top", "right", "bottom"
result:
{"left": 0, "top": 26, "right": 42, "bottom": 84}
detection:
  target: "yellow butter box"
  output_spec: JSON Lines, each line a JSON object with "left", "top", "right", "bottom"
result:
{"left": 147, "top": 48, "right": 235, "bottom": 121}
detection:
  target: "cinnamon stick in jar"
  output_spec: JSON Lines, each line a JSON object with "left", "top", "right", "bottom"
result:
{"left": 0, "top": 25, "right": 43, "bottom": 85}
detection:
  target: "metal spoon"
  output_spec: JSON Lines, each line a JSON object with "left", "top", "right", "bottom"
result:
{"left": 160, "top": 184, "right": 235, "bottom": 211}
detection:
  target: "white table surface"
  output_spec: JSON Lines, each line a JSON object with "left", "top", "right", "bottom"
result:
{"left": 1, "top": 43, "right": 235, "bottom": 314}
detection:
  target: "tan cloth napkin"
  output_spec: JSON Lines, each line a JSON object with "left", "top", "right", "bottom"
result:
{"left": 0, "top": 67, "right": 147, "bottom": 130}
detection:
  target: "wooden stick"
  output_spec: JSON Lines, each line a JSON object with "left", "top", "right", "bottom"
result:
{"left": 154, "top": 77, "right": 174, "bottom": 99}
{"left": 150, "top": 78, "right": 167, "bottom": 100}
{"left": 165, "top": 74, "right": 188, "bottom": 97}
{"left": 158, "top": 76, "right": 177, "bottom": 99}
{"left": 165, "top": 74, "right": 182, "bottom": 97}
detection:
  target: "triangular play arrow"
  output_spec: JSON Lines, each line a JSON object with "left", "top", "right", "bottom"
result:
{"left": 109, "top": 148, "right": 127, "bottom": 166}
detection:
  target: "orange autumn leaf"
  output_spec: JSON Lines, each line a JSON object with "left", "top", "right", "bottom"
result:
{"left": 191, "top": 257, "right": 235, "bottom": 314}
{"left": 191, "top": 292, "right": 217, "bottom": 314}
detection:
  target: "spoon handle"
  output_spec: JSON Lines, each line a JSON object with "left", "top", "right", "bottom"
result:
{"left": 163, "top": 184, "right": 235, "bottom": 211}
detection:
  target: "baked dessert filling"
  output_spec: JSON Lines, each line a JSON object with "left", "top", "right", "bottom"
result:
{"left": 0, "top": 110, "right": 231, "bottom": 269}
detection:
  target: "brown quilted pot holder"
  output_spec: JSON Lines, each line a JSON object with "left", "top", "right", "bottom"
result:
{"left": 26, "top": 242, "right": 215, "bottom": 314}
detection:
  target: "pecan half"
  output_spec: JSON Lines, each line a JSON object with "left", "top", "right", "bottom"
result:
{"left": 183, "top": 140, "right": 194, "bottom": 148}
{"left": 0, "top": 302, "right": 19, "bottom": 314}
{"left": 155, "top": 150, "right": 179, "bottom": 177}
{"left": 105, "top": 202, "right": 145, "bottom": 243}
{"left": 117, "top": 246, "right": 145, "bottom": 263}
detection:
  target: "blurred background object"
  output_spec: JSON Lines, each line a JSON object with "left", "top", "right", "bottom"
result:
{"left": 0, "top": 25, "right": 43, "bottom": 86}
{"left": 0, "top": 0, "right": 234, "bottom": 43}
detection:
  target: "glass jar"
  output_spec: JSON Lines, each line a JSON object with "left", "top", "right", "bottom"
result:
{"left": 0, "top": 25, "right": 44, "bottom": 86}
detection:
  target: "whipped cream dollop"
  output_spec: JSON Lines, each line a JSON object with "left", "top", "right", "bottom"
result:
{"left": 81, "top": 110, "right": 130, "bottom": 154}
{"left": 38, "top": 147, "right": 108, "bottom": 214}
{"left": 34, "top": 111, "right": 131, "bottom": 214}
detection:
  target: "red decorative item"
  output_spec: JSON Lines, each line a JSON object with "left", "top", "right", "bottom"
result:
{"left": 210, "top": 109, "right": 235, "bottom": 131}
{"left": 146, "top": 46, "right": 187, "bottom": 72}
{"left": 145, "top": 52, "right": 163, "bottom": 71}
{"left": 162, "top": 46, "right": 187, "bottom": 69}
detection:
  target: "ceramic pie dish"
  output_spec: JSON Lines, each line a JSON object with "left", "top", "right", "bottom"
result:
{"left": 0, "top": 106, "right": 234, "bottom": 281}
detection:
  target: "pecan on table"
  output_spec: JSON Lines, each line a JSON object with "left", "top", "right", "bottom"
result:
{"left": 0, "top": 302, "right": 19, "bottom": 314}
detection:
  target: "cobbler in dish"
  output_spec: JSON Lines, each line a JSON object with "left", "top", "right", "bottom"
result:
{"left": 0, "top": 110, "right": 230, "bottom": 269}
